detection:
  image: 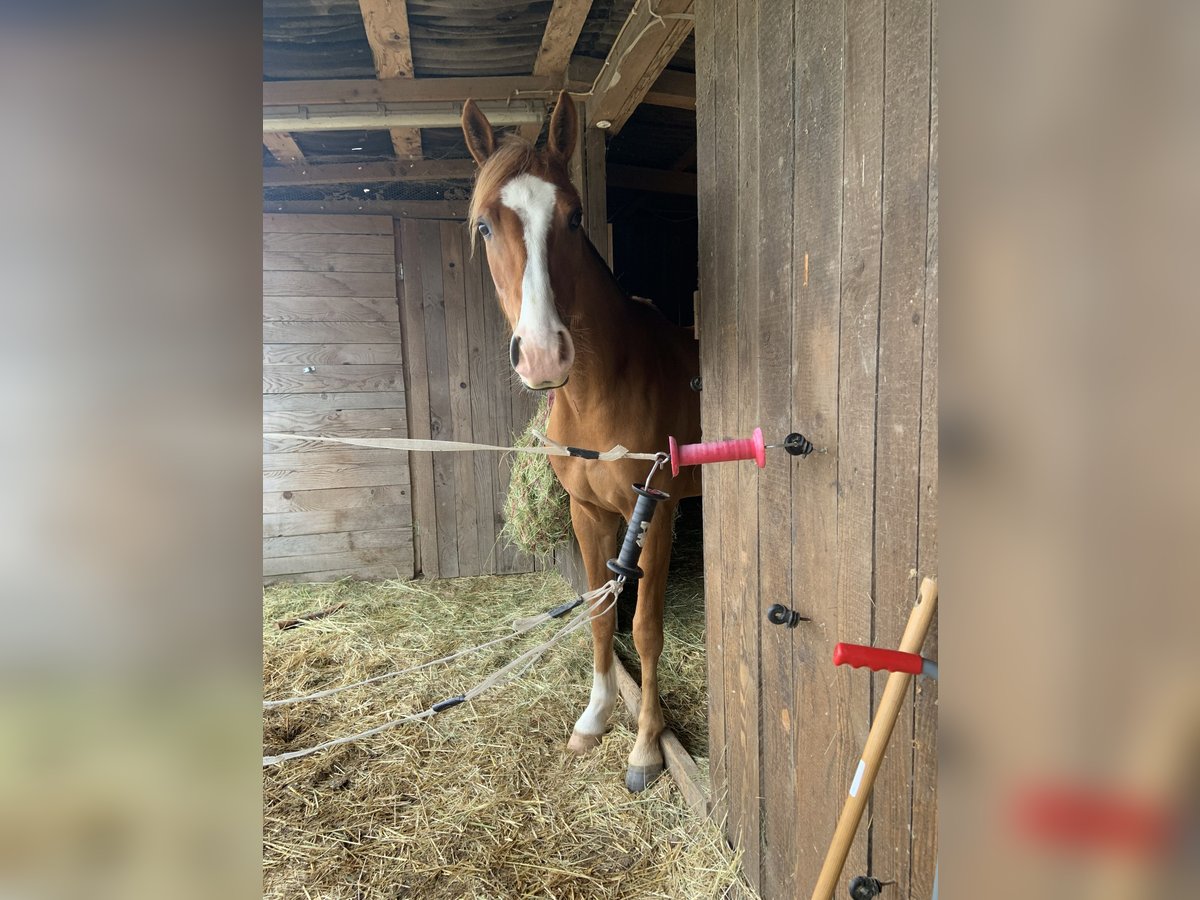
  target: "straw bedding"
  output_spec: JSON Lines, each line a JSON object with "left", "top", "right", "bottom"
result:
{"left": 263, "top": 571, "right": 753, "bottom": 900}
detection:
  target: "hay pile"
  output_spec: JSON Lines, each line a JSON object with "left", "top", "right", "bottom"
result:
{"left": 502, "top": 395, "right": 572, "bottom": 556}
{"left": 263, "top": 572, "right": 754, "bottom": 900}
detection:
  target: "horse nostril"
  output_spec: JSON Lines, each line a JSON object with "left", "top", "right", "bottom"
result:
{"left": 556, "top": 330, "right": 571, "bottom": 364}
{"left": 510, "top": 335, "right": 521, "bottom": 369}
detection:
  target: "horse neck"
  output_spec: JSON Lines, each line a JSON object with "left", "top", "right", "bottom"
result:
{"left": 557, "top": 238, "right": 640, "bottom": 407}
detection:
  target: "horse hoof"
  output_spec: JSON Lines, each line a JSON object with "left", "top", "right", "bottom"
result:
{"left": 566, "top": 731, "right": 603, "bottom": 755}
{"left": 625, "top": 763, "right": 664, "bottom": 793}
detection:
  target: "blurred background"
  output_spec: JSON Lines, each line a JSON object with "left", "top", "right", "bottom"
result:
{"left": 0, "top": 1, "right": 1196, "bottom": 898}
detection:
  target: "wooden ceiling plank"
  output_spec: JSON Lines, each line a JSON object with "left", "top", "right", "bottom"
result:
{"left": 264, "top": 159, "right": 476, "bottom": 187}
{"left": 519, "top": 1, "right": 594, "bottom": 145}
{"left": 586, "top": 0, "right": 695, "bottom": 133}
{"left": 263, "top": 132, "right": 307, "bottom": 165}
{"left": 263, "top": 75, "right": 561, "bottom": 107}
{"left": 533, "top": 0, "right": 594, "bottom": 77}
{"left": 358, "top": 0, "right": 423, "bottom": 159}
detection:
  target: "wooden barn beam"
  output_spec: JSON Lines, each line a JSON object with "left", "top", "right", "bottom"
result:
{"left": 263, "top": 159, "right": 475, "bottom": 187}
{"left": 263, "top": 75, "right": 562, "bottom": 108}
{"left": 608, "top": 164, "right": 696, "bottom": 195}
{"left": 520, "top": 0, "right": 596, "bottom": 143}
{"left": 358, "top": 0, "right": 422, "bottom": 159}
{"left": 262, "top": 199, "right": 469, "bottom": 220}
{"left": 263, "top": 132, "right": 306, "bottom": 166}
{"left": 263, "top": 101, "right": 545, "bottom": 133}
{"left": 585, "top": 0, "right": 695, "bottom": 133}
{"left": 644, "top": 70, "right": 695, "bottom": 110}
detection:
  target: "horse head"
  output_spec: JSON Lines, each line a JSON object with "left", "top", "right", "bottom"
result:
{"left": 462, "top": 91, "right": 584, "bottom": 391}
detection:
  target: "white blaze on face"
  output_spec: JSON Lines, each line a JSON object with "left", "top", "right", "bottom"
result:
{"left": 499, "top": 173, "right": 573, "bottom": 389}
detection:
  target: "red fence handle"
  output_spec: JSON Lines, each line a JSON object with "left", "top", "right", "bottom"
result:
{"left": 833, "top": 643, "right": 925, "bottom": 675}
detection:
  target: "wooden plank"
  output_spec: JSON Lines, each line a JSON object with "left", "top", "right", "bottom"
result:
{"left": 264, "top": 200, "right": 468, "bottom": 221}
{"left": 910, "top": 2, "right": 939, "bottom": 891}
{"left": 583, "top": 121, "right": 610, "bottom": 265}
{"left": 263, "top": 547, "right": 412, "bottom": 578}
{"left": 606, "top": 164, "right": 696, "bottom": 196}
{"left": 264, "top": 564, "right": 413, "bottom": 585}
{"left": 586, "top": 0, "right": 694, "bottom": 134}
{"left": 263, "top": 407, "right": 408, "bottom": 436}
{"left": 262, "top": 322, "right": 401, "bottom": 344}
{"left": 416, "top": 221, "right": 459, "bottom": 578}
{"left": 262, "top": 296, "right": 398, "bottom": 322}
{"left": 263, "top": 461, "right": 410, "bottom": 493}
{"left": 398, "top": 220, "right": 440, "bottom": 578}
{"left": 693, "top": 0, "right": 729, "bottom": 832}
{"left": 870, "top": 0, "right": 933, "bottom": 893}
{"left": 263, "top": 214, "right": 393, "bottom": 234}
{"left": 262, "top": 364, "right": 405, "bottom": 394}
{"left": 262, "top": 75, "right": 561, "bottom": 108}
{"left": 263, "top": 504, "right": 412, "bottom": 539}
{"left": 463, "top": 226, "right": 500, "bottom": 574}
{"left": 263, "top": 391, "right": 410, "bottom": 412}
{"left": 264, "top": 527, "right": 414, "bottom": 559}
{"left": 263, "top": 232, "right": 396, "bottom": 254}
{"left": 754, "top": 0, "right": 797, "bottom": 896}
{"left": 440, "top": 220, "right": 481, "bottom": 575}
{"left": 262, "top": 251, "right": 395, "bottom": 273}
{"left": 263, "top": 343, "right": 404, "bottom": 365}
{"left": 729, "top": 0, "right": 762, "bottom": 888}
{"left": 262, "top": 159, "right": 476, "bottom": 188}
{"left": 263, "top": 132, "right": 306, "bottom": 165}
{"left": 480, "top": 256, "right": 523, "bottom": 575}
{"left": 835, "top": 0, "right": 887, "bottom": 890}
{"left": 612, "top": 656, "right": 708, "bottom": 818}
{"left": 357, "top": 0, "right": 422, "bottom": 159}
{"left": 263, "top": 434, "right": 410, "bottom": 454}
{"left": 789, "top": 0, "right": 847, "bottom": 890}
{"left": 263, "top": 484, "right": 409, "bottom": 514}
{"left": 534, "top": 1, "right": 593, "bottom": 76}
{"left": 263, "top": 270, "right": 396, "bottom": 298}
{"left": 642, "top": 70, "right": 696, "bottom": 110}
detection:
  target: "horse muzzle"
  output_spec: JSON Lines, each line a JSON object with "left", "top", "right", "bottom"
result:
{"left": 510, "top": 330, "right": 574, "bottom": 390}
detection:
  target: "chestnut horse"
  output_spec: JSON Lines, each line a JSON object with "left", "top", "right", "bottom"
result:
{"left": 462, "top": 92, "right": 701, "bottom": 791}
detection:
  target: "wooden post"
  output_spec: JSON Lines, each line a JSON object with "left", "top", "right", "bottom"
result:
{"left": 811, "top": 577, "right": 939, "bottom": 900}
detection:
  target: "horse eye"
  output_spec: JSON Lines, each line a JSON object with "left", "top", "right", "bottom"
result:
{"left": 568, "top": 209, "right": 583, "bottom": 231}
{"left": 477, "top": 221, "right": 492, "bottom": 239}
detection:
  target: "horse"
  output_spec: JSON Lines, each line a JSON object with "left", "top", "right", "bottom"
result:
{"left": 461, "top": 91, "right": 702, "bottom": 791}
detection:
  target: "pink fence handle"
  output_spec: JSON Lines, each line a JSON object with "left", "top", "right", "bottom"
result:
{"left": 669, "top": 428, "right": 766, "bottom": 476}
{"left": 833, "top": 643, "right": 925, "bottom": 675}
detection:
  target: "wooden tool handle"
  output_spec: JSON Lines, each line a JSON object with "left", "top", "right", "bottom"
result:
{"left": 811, "top": 577, "right": 938, "bottom": 900}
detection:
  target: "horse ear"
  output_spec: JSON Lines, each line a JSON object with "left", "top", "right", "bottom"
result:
{"left": 547, "top": 91, "right": 578, "bottom": 163}
{"left": 461, "top": 99, "right": 496, "bottom": 166}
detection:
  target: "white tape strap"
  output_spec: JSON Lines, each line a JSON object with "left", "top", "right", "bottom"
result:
{"left": 263, "top": 433, "right": 661, "bottom": 462}
{"left": 849, "top": 759, "right": 866, "bottom": 797}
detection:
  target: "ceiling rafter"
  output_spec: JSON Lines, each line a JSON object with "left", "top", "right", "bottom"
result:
{"left": 358, "top": 0, "right": 422, "bottom": 159}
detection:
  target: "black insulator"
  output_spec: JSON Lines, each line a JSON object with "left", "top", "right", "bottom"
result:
{"left": 546, "top": 596, "right": 584, "bottom": 619}
{"left": 690, "top": 376, "right": 703, "bottom": 392}
{"left": 430, "top": 695, "right": 466, "bottom": 713}
{"left": 766, "top": 603, "right": 810, "bottom": 628}
{"left": 607, "top": 484, "right": 669, "bottom": 580}
{"left": 783, "top": 432, "right": 815, "bottom": 456}
{"left": 849, "top": 876, "right": 888, "bottom": 899}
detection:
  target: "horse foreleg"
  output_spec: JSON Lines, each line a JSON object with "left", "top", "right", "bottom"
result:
{"left": 565, "top": 497, "right": 621, "bottom": 755}
{"left": 625, "top": 500, "right": 676, "bottom": 792}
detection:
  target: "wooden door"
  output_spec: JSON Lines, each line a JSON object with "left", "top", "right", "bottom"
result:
{"left": 397, "top": 219, "right": 545, "bottom": 578}
{"left": 262, "top": 213, "right": 415, "bottom": 583}
{"left": 695, "top": 0, "right": 938, "bottom": 896}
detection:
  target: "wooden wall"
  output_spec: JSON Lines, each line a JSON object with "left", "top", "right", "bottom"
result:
{"left": 694, "top": 0, "right": 938, "bottom": 897}
{"left": 262, "top": 214, "right": 415, "bottom": 583}
{"left": 397, "top": 218, "right": 546, "bottom": 578}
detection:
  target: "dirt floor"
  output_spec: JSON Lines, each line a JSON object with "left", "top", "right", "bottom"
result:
{"left": 262, "top": 561, "right": 751, "bottom": 900}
